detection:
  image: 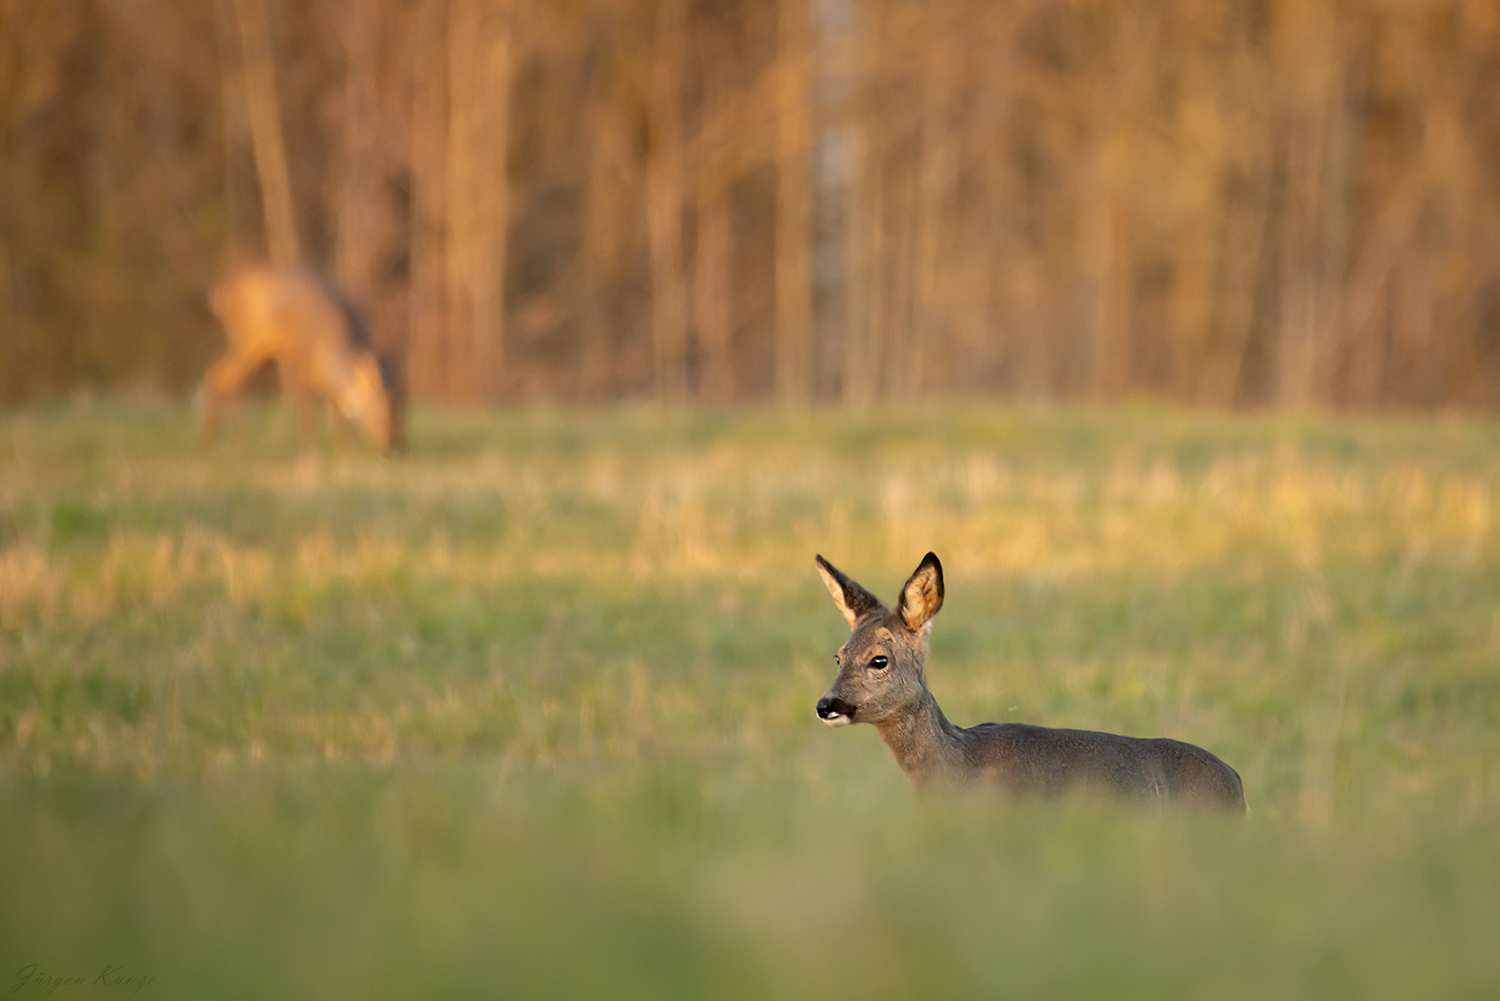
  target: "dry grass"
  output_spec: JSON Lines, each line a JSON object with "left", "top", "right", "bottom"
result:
{"left": 2, "top": 400, "right": 1500, "bottom": 999}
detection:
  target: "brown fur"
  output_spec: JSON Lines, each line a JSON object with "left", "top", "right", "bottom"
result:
{"left": 815, "top": 552, "right": 1246, "bottom": 812}
{"left": 200, "top": 266, "right": 402, "bottom": 454}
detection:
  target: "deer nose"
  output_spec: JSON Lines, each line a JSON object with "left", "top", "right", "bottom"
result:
{"left": 816, "top": 696, "right": 857, "bottom": 722}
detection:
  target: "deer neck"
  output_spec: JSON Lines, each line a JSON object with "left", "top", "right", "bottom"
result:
{"left": 875, "top": 686, "right": 969, "bottom": 788}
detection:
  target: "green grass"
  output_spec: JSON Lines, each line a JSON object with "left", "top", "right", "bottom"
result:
{"left": 2, "top": 399, "right": 1500, "bottom": 999}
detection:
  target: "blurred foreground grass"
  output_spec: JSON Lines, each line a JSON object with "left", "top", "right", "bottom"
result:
{"left": 2, "top": 400, "right": 1499, "bottom": 999}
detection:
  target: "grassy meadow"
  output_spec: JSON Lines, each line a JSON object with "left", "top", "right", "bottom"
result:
{"left": 2, "top": 399, "right": 1499, "bottom": 999}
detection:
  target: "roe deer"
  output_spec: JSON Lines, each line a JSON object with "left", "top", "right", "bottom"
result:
{"left": 815, "top": 552, "right": 1246, "bottom": 812}
{"left": 200, "top": 266, "right": 404, "bottom": 454}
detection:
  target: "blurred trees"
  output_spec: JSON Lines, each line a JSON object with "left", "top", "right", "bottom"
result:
{"left": 3, "top": 0, "right": 1500, "bottom": 409}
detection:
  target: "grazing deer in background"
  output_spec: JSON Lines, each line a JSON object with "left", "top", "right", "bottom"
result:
{"left": 199, "top": 266, "right": 404, "bottom": 454}
{"left": 815, "top": 552, "right": 1247, "bottom": 812}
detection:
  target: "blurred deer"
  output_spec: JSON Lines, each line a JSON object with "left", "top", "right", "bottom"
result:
{"left": 199, "top": 266, "right": 403, "bottom": 454}
{"left": 815, "top": 552, "right": 1246, "bottom": 812}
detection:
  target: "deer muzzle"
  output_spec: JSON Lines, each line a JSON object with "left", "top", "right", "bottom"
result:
{"left": 816, "top": 695, "right": 858, "bottom": 726}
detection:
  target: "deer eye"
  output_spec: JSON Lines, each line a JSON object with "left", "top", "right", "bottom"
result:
{"left": 869, "top": 655, "right": 889, "bottom": 671}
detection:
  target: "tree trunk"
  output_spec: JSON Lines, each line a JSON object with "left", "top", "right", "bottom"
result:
{"left": 444, "top": 0, "right": 511, "bottom": 401}
{"left": 774, "top": 0, "right": 814, "bottom": 405}
{"left": 231, "top": 0, "right": 300, "bottom": 266}
{"left": 647, "top": 0, "right": 690, "bottom": 402}
{"left": 408, "top": 0, "right": 448, "bottom": 399}
{"left": 336, "top": 0, "right": 380, "bottom": 307}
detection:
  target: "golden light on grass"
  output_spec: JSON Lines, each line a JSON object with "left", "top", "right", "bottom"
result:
{"left": 3, "top": 404, "right": 1500, "bottom": 999}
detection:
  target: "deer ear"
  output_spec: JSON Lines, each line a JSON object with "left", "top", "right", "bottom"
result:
{"left": 897, "top": 552, "right": 944, "bottom": 632}
{"left": 816, "top": 555, "right": 883, "bottom": 628}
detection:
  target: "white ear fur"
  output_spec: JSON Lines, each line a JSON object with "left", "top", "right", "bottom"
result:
{"left": 815, "top": 555, "right": 882, "bottom": 628}
{"left": 817, "top": 561, "right": 861, "bottom": 627}
{"left": 897, "top": 553, "right": 944, "bottom": 632}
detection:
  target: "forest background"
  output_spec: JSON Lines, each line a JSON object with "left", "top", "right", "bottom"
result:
{"left": 3, "top": 0, "right": 1500, "bottom": 411}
